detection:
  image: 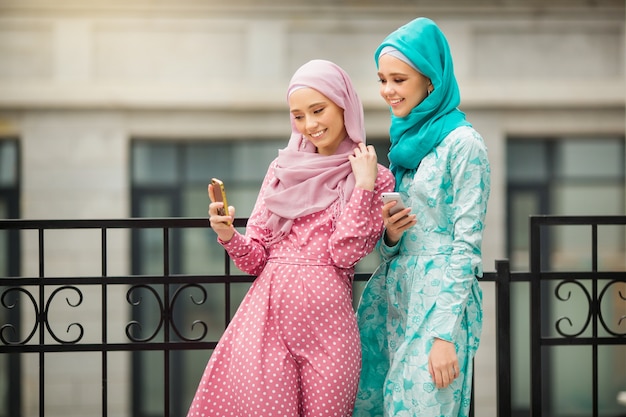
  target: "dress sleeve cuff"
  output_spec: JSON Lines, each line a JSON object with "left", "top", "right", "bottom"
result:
{"left": 379, "top": 230, "right": 401, "bottom": 258}
{"left": 351, "top": 186, "right": 375, "bottom": 209}
{"left": 217, "top": 231, "right": 247, "bottom": 257}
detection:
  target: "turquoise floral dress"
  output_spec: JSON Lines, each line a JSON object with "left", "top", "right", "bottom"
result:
{"left": 354, "top": 126, "right": 491, "bottom": 417}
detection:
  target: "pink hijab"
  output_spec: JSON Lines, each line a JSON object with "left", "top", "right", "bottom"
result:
{"left": 260, "top": 59, "right": 365, "bottom": 243}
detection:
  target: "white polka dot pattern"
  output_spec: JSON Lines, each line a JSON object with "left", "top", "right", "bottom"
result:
{"left": 187, "top": 163, "right": 394, "bottom": 417}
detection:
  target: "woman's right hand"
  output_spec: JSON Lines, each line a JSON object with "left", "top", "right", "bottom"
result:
{"left": 348, "top": 143, "right": 378, "bottom": 191}
{"left": 382, "top": 202, "right": 416, "bottom": 246}
{"left": 208, "top": 184, "right": 235, "bottom": 242}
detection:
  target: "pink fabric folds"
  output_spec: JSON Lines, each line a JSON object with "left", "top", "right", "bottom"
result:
{"left": 261, "top": 60, "right": 365, "bottom": 242}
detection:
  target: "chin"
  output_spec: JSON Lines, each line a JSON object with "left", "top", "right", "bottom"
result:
{"left": 391, "top": 109, "right": 409, "bottom": 118}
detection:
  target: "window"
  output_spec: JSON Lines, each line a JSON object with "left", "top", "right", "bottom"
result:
{"left": 507, "top": 136, "right": 625, "bottom": 416}
{"left": 130, "top": 139, "right": 285, "bottom": 416}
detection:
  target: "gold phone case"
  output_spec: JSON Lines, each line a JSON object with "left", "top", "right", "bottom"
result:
{"left": 211, "top": 178, "right": 230, "bottom": 224}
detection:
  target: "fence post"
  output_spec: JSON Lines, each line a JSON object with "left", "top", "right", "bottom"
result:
{"left": 495, "top": 259, "right": 511, "bottom": 417}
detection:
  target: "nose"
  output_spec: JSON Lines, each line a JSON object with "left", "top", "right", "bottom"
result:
{"left": 305, "top": 116, "right": 318, "bottom": 131}
{"left": 382, "top": 83, "right": 394, "bottom": 96}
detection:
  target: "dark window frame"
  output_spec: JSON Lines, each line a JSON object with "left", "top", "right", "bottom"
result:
{"left": 0, "top": 138, "right": 20, "bottom": 417}
{"left": 506, "top": 135, "right": 625, "bottom": 416}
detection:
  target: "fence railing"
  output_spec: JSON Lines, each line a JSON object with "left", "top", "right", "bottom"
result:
{"left": 527, "top": 215, "right": 626, "bottom": 417}
{"left": 0, "top": 215, "right": 624, "bottom": 417}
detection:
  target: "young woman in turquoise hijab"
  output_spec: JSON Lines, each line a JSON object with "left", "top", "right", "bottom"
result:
{"left": 354, "top": 17, "right": 491, "bottom": 417}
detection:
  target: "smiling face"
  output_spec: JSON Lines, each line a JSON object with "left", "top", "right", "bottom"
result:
{"left": 288, "top": 87, "right": 347, "bottom": 156}
{"left": 377, "top": 54, "right": 432, "bottom": 118}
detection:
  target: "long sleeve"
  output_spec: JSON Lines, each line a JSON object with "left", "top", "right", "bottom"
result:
{"left": 430, "top": 129, "right": 491, "bottom": 341}
{"left": 329, "top": 165, "right": 395, "bottom": 269}
{"left": 221, "top": 161, "right": 395, "bottom": 276}
{"left": 218, "top": 162, "right": 278, "bottom": 276}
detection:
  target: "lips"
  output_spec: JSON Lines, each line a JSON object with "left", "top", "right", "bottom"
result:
{"left": 310, "top": 129, "right": 326, "bottom": 139}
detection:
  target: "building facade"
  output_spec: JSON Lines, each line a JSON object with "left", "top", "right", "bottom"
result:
{"left": 0, "top": 0, "right": 624, "bottom": 416}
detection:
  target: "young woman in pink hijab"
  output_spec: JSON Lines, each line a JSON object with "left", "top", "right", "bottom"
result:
{"left": 187, "top": 59, "right": 394, "bottom": 417}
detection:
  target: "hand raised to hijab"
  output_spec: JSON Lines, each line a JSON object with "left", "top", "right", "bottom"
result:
{"left": 348, "top": 143, "right": 378, "bottom": 191}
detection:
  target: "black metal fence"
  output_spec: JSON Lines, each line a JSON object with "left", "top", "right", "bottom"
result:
{"left": 0, "top": 215, "right": 624, "bottom": 417}
{"left": 527, "top": 216, "right": 626, "bottom": 417}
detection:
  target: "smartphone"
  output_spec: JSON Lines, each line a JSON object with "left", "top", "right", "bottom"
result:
{"left": 211, "top": 178, "right": 231, "bottom": 224}
{"left": 381, "top": 192, "right": 407, "bottom": 215}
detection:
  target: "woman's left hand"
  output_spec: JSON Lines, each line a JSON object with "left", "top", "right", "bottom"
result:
{"left": 348, "top": 143, "right": 378, "bottom": 191}
{"left": 207, "top": 184, "right": 235, "bottom": 242}
{"left": 428, "top": 338, "right": 460, "bottom": 389}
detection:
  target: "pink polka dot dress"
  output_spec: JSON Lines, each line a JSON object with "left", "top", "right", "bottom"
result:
{"left": 187, "top": 162, "right": 394, "bottom": 417}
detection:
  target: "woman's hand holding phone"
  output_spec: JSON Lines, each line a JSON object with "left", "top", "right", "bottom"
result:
{"left": 381, "top": 192, "right": 416, "bottom": 246}
{"left": 381, "top": 192, "right": 407, "bottom": 215}
{"left": 209, "top": 178, "right": 235, "bottom": 242}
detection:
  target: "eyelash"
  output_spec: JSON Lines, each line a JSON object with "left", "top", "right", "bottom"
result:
{"left": 293, "top": 107, "right": 324, "bottom": 120}
{"left": 378, "top": 78, "right": 405, "bottom": 84}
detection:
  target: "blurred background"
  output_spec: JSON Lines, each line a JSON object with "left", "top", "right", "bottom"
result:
{"left": 0, "top": 0, "right": 624, "bottom": 416}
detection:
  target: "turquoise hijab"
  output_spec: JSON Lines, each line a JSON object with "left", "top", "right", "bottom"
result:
{"left": 375, "top": 17, "right": 471, "bottom": 186}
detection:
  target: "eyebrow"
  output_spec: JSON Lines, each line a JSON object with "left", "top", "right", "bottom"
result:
{"left": 290, "top": 101, "right": 327, "bottom": 113}
{"left": 378, "top": 71, "right": 409, "bottom": 77}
